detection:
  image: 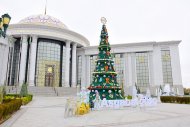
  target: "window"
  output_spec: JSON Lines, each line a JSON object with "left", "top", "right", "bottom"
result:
{"left": 77, "top": 55, "right": 82, "bottom": 86}
{"left": 36, "top": 40, "right": 61, "bottom": 87}
{"left": 136, "top": 52, "right": 150, "bottom": 91}
{"left": 161, "top": 50, "right": 173, "bottom": 85}
{"left": 113, "top": 54, "right": 124, "bottom": 86}
{"left": 90, "top": 55, "right": 98, "bottom": 83}
{"left": 11, "top": 39, "right": 21, "bottom": 85}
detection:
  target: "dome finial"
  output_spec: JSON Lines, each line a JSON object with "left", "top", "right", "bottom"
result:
{"left": 101, "top": 17, "right": 107, "bottom": 25}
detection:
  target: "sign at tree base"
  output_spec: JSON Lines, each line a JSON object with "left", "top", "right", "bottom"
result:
{"left": 92, "top": 96, "right": 158, "bottom": 110}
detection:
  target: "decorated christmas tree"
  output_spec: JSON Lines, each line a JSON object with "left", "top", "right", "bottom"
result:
{"left": 88, "top": 17, "right": 124, "bottom": 101}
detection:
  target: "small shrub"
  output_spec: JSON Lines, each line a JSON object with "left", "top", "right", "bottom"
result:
{"left": 126, "top": 95, "right": 132, "bottom": 100}
{"left": 20, "top": 83, "right": 28, "bottom": 97}
{"left": 21, "top": 95, "right": 33, "bottom": 105}
{"left": 0, "top": 105, "right": 4, "bottom": 120}
{"left": 161, "top": 96, "right": 190, "bottom": 104}
{"left": 6, "top": 94, "right": 20, "bottom": 98}
{"left": 0, "top": 86, "right": 3, "bottom": 104}
{"left": 2, "top": 86, "right": 6, "bottom": 98}
{"left": 4, "top": 94, "right": 33, "bottom": 105}
{"left": 0, "top": 99, "right": 22, "bottom": 121}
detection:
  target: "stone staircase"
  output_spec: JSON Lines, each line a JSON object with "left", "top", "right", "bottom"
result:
{"left": 55, "top": 87, "right": 77, "bottom": 96}
{"left": 6, "top": 86, "right": 77, "bottom": 97}
{"left": 28, "top": 86, "right": 57, "bottom": 96}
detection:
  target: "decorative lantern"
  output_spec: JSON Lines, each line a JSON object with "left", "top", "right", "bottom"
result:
{"left": 0, "top": 18, "right": 3, "bottom": 30}
{"left": 2, "top": 14, "right": 11, "bottom": 27}
{"left": 0, "top": 13, "right": 11, "bottom": 38}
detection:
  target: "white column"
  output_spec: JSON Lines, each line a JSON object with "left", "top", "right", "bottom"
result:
{"left": 149, "top": 52, "right": 154, "bottom": 85}
{"left": 2, "top": 45, "right": 9, "bottom": 85}
{"left": 123, "top": 53, "right": 128, "bottom": 95}
{"left": 124, "top": 53, "right": 135, "bottom": 96}
{"left": 9, "top": 44, "right": 15, "bottom": 86}
{"left": 170, "top": 45, "right": 182, "bottom": 85}
{"left": 62, "top": 46, "right": 66, "bottom": 87}
{"left": 29, "top": 35, "right": 38, "bottom": 86}
{"left": 131, "top": 53, "right": 136, "bottom": 85}
{"left": 81, "top": 54, "right": 86, "bottom": 87}
{"left": 0, "top": 45, "right": 5, "bottom": 85}
{"left": 86, "top": 55, "right": 91, "bottom": 87}
{"left": 71, "top": 43, "right": 77, "bottom": 87}
{"left": 152, "top": 45, "right": 163, "bottom": 86}
{"left": 19, "top": 35, "right": 28, "bottom": 85}
{"left": 0, "top": 37, "right": 10, "bottom": 84}
{"left": 65, "top": 41, "right": 71, "bottom": 87}
{"left": 126, "top": 53, "right": 133, "bottom": 86}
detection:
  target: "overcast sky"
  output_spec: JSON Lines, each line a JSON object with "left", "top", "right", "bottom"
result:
{"left": 1, "top": 0, "right": 190, "bottom": 87}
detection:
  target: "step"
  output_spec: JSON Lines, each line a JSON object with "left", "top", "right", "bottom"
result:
{"left": 5, "top": 86, "right": 78, "bottom": 97}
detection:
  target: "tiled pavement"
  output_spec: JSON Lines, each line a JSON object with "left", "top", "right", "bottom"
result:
{"left": 1, "top": 97, "right": 190, "bottom": 127}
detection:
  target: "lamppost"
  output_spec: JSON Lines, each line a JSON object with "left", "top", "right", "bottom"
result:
{"left": 0, "top": 13, "right": 11, "bottom": 38}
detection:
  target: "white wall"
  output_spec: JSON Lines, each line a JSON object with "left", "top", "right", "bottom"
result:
{"left": 170, "top": 44, "right": 182, "bottom": 85}
{"left": 77, "top": 41, "right": 183, "bottom": 94}
{"left": 152, "top": 44, "right": 164, "bottom": 86}
{"left": 0, "top": 37, "right": 10, "bottom": 85}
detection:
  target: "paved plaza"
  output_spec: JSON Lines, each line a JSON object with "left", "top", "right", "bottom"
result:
{"left": 1, "top": 97, "right": 190, "bottom": 127}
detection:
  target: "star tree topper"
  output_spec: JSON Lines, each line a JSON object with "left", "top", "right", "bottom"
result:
{"left": 101, "top": 17, "right": 107, "bottom": 25}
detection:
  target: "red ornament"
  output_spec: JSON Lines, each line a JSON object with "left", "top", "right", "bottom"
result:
{"left": 106, "top": 39, "right": 108, "bottom": 43}
{"left": 106, "top": 51, "right": 110, "bottom": 56}
{"left": 106, "top": 36, "right": 108, "bottom": 43}
{"left": 106, "top": 78, "right": 110, "bottom": 83}
{"left": 105, "top": 66, "right": 108, "bottom": 71}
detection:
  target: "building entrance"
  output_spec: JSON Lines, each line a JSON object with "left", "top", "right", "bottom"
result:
{"left": 45, "top": 65, "right": 55, "bottom": 87}
{"left": 36, "top": 40, "right": 62, "bottom": 87}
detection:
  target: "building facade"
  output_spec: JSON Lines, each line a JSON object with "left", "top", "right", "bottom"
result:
{"left": 0, "top": 14, "right": 184, "bottom": 95}
{"left": 77, "top": 41, "right": 183, "bottom": 95}
{"left": 6, "top": 14, "right": 90, "bottom": 88}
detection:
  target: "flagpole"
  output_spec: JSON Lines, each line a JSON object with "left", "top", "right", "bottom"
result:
{"left": 44, "top": 0, "right": 47, "bottom": 15}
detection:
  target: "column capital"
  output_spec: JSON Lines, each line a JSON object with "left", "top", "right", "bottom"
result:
{"left": 149, "top": 51, "right": 153, "bottom": 56}
{"left": 123, "top": 53, "right": 128, "bottom": 57}
{"left": 131, "top": 52, "right": 136, "bottom": 57}
{"left": 31, "top": 35, "right": 38, "bottom": 43}
{"left": 66, "top": 40, "right": 71, "bottom": 48}
{"left": 21, "top": 35, "right": 28, "bottom": 43}
{"left": 66, "top": 40, "right": 72, "bottom": 44}
{"left": 72, "top": 43, "right": 77, "bottom": 47}
{"left": 21, "top": 35, "right": 28, "bottom": 39}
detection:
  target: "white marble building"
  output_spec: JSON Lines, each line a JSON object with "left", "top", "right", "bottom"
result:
{"left": 6, "top": 14, "right": 89, "bottom": 88}
{"left": 0, "top": 14, "right": 184, "bottom": 95}
{"left": 77, "top": 41, "right": 184, "bottom": 95}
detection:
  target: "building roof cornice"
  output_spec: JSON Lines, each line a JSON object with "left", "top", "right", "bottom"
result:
{"left": 7, "top": 23, "right": 90, "bottom": 47}
{"left": 84, "top": 40, "right": 181, "bottom": 49}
